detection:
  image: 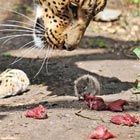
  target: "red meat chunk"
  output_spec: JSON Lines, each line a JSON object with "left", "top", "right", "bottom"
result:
{"left": 84, "top": 95, "right": 107, "bottom": 110}
{"left": 25, "top": 105, "right": 47, "bottom": 119}
{"left": 111, "top": 114, "right": 138, "bottom": 126}
{"left": 88, "top": 125, "right": 116, "bottom": 140}
{"left": 83, "top": 95, "right": 128, "bottom": 112}
{"left": 107, "top": 99, "right": 128, "bottom": 112}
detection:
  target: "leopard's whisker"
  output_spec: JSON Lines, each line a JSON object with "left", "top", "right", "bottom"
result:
{"left": 1, "top": 35, "right": 31, "bottom": 47}
{"left": 45, "top": 45, "right": 51, "bottom": 73}
{"left": 11, "top": 45, "right": 35, "bottom": 65}
{"left": 8, "top": 19, "right": 35, "bottom": 28}
{"left": 46, "top": 45, "right": 53, "bottom": 74}
{"left": 0, "top": 24, "right": 39, "bottom": 32}
{"left": 34, "top": 51, "right": 48, "bottom": 78}
{"left": 0, "top": 34, "right": 32, "bottom": 41}
{"left": 17, "top": 40, "right": 36, "bottom": 50}
{"left": 0, "top": 7, "right": 44, "bottom": 29}
{"left": 0, "top": 34, "right": 44, "bottom": 40}
{"left": 17, "top": 37, "right": 44, "bottom": 52}
{"left": 0, "top": 29, "right": 37, "bottom": 33}
{"left": 11, "top": 38, "right": 44, "bottom": 65}
{"left": 0, "top": 7, "right": 34, "bottom": 21}
{"left": 7, "top": 20, "right": 45, "bottom": 32}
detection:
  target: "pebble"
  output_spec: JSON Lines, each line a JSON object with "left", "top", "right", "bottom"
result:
{"left": 95, "top": 8, "right": 122, "bottom": 22}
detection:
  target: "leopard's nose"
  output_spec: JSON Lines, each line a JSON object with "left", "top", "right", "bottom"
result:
{"left": 63, "top": 43, "right": 76, "bottom": 51}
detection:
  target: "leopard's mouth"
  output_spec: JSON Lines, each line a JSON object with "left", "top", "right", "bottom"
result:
{"left": 62, "top": 43, "right": 76, "bottom": 51}
{"left": 33, "top": 18, "right": 77, "bottom": 51}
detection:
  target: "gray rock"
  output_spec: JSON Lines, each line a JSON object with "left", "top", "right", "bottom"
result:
{"left": 95, "top": 8, "right": 122, "bottom": 22}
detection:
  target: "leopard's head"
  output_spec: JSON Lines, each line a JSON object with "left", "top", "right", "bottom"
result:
{"left": 33, "top": 0, "right": 107, "bottom": 51}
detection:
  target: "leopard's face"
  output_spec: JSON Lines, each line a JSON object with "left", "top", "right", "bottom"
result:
{"left": 33, "top": 0, "right": 107, "bottom": 51}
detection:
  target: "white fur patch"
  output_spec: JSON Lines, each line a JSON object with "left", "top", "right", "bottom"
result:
{"left": 33, "top": 5, "right": 45, "bottom": 48}
{"left": 36, "top": 5, "right": 43, "bottom": 18}
{"left": 33, "top": 32, "right": 45, "bottom": 48}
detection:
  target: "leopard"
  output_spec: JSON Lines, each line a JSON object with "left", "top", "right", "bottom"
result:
{"left": 33, "top": 0, "right": 107, "bottom": 51}
{"left": 0, "top": 69, "right": 30, "bottom": 98}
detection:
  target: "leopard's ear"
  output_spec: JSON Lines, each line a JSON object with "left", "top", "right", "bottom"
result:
{"left": 93, "top": 0, "right": 107, "bottom": 16}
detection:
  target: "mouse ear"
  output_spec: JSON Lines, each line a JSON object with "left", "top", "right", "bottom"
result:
{"left": 92, "top": 0, "right": 107, "bottom": 16}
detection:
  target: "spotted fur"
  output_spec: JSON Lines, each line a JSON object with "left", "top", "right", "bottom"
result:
{"left": 0, "top": 69, "right": 30, "bottom": 98}
{"left": 34, "top": 0, "right": 107, "bottom": 50}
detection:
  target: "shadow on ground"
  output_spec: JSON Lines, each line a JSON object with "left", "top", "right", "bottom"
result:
{"left": 0, "top": 38, "right": 135, "bottom": 95}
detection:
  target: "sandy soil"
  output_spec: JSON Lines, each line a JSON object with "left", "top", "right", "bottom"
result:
{"left": 0, "top": 0, "right": 140, "bottom": 140}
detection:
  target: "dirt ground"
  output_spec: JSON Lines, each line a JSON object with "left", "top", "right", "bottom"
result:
{"left": 0, "top": 0, "right": 140, "bottom": 140}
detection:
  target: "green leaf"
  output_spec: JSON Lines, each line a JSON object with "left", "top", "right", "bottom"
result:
{"left": 132, "top": 0, "right": 140, "bottom": 4}
{"left": 133, "top": 48, "right": 140, "bottom": 59}
{"left": 133, "top": 82, "right": 140, "bottom": 93}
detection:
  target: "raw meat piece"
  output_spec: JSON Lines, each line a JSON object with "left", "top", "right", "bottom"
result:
{"left": 84, "top": 95, "right": 107, "bottom": 110}
{"left": 111, "top": 114, "right": 138, "bottom": 126}
{"left": 25, "top": 105, "right": 47, "bottom": 119}
{"left": 84, "top": 95, "right": 128, "bottom": 112}
{"left": 88, "top": 125, "right": 116, "bottom": 140}
{"left": 107, "top": 99, "right": 128, "bottom": 112}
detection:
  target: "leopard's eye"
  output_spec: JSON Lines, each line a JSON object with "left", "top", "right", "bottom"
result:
{"left": 69, "top": 4, "right": 78, "bottom": 19}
